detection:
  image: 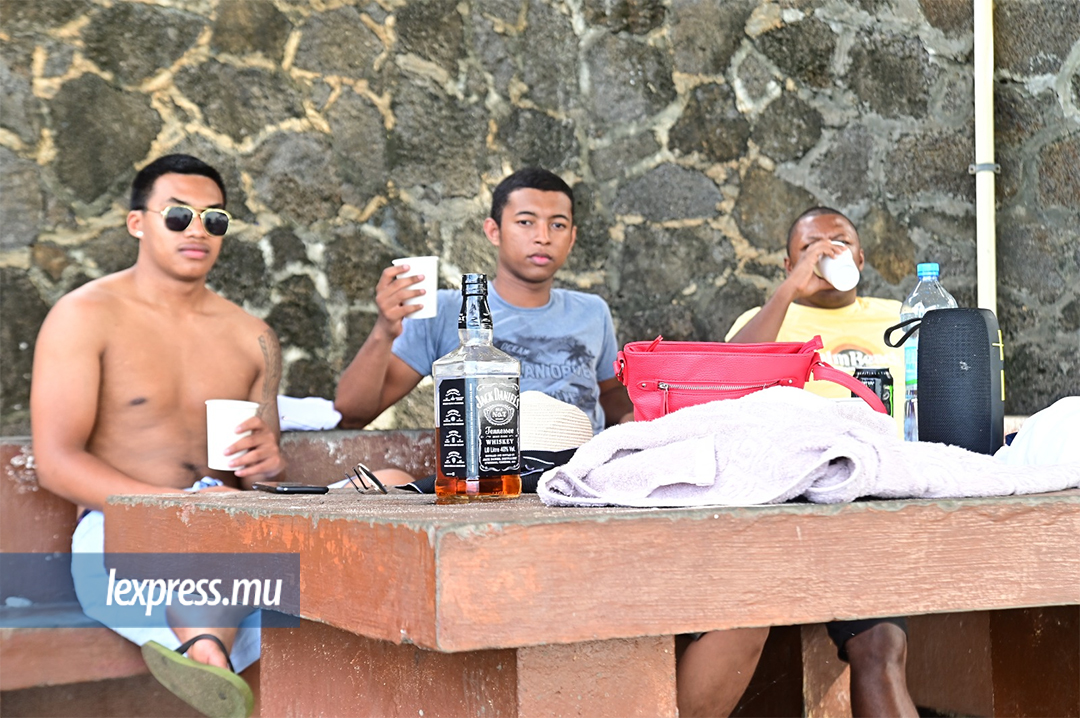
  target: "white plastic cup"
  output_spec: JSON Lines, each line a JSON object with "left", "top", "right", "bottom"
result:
{"left": 392, "top": 256, "right": 439, "bottom": 319}
{"left": 816, "top": 242, "right": 860, "bottom": 291}
{"left": 206, "top": 400, "right": 259, "bottom": 471}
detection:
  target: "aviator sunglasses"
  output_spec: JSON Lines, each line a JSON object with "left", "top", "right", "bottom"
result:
{"left": 145, "top": 205, "right": 232, "bottom": 236}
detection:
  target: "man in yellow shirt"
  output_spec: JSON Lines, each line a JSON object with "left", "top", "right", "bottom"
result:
{"left": 727, "top": 209, "right": 904, "bottom": 435}
{"left": 680, "top": 208, "right": 914, "bottom": 718}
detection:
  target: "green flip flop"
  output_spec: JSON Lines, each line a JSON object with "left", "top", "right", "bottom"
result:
{"left": 141, "top": 635, "right": 254, "bottom": 718}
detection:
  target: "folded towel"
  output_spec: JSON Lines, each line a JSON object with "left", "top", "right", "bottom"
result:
{"left": 538, "top": 387, "right": 1080, "bottom": 508}
{"left": 278, "top": 396, "right": 342, "bottom": 431}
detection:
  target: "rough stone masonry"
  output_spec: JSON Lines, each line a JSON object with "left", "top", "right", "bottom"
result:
{"left": 1, "top": 0, "right": 1078, "bottom": 432}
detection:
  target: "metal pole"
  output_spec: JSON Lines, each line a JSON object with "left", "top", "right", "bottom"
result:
{"left": 972, "top": 0, "right": 997, "bottom": 314}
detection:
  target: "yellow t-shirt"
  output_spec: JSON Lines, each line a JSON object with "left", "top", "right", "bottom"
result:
{"left": 726, "top": 297, "right": 905, "bottom": 435}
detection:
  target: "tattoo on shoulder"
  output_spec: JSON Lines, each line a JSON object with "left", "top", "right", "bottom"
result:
{"left": 258, "top": 329, "right": 282, "bottom": 419}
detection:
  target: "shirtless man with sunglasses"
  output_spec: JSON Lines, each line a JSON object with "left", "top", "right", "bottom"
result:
{"left": 31, "top": 154, "right": 284, "bottom": 716}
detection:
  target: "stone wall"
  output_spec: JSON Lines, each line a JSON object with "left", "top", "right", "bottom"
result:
{"left": 2, "top": 0, "right": 1078, "bottom": 433}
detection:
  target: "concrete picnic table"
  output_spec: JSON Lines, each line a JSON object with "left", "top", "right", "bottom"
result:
{"left": 104, "top": 489, "right": 1080, "bottom": 717}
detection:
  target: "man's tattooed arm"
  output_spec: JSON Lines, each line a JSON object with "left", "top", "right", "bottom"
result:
{"left": 258, "top": 328, "right": 282, "bottom": 422}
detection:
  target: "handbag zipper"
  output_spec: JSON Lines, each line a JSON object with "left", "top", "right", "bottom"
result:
{"left": 657, "top": 380, "right": 784, "bottom": 391}
{"left": 657, "top": 380, "right": 787, "bottom": 414}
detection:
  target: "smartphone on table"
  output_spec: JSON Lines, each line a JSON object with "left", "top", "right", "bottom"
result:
{"left": 253, "top": 481, "right": 329, "bottom": 494}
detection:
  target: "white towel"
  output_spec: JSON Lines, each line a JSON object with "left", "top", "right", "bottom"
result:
{"left": 278, "top": 395, "right": 342, "bottom": 431}
{"left": 995, "top": 396, "right": 1080, "bottom": 466}
{"left": 538, "top": 387, "right": 1080, "bottom": 508}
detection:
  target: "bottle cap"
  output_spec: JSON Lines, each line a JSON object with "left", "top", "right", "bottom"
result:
{"left": 916, "top": 262, "right": 940, "bottom": 279}
{"left": 462, "top": 273, "right": 487, "bottom": 295}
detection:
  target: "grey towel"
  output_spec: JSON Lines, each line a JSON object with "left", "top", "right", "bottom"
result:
{"left": 537, "top": 387, "right": 1080, "bottom": 508}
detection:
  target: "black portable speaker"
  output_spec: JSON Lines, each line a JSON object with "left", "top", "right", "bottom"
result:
{"left": 917, "top": 308, "right": 1005, "bottom": 454}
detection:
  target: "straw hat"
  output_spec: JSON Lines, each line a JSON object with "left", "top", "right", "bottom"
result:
{"left": 519, "top": 391, "right": 595, "bottom": 452}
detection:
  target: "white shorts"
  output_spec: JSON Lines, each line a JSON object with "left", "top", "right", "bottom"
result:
{"left": 71, "top": 510, "right": 261, "bottom": 672}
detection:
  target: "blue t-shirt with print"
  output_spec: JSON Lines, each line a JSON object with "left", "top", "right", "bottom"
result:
{"left": 392, "top": 285, "right": 619, "bottom": 434}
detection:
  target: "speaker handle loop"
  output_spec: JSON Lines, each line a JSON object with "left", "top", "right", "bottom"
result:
{"left": 884, "top": 317, "right": 921, "bottom": 348}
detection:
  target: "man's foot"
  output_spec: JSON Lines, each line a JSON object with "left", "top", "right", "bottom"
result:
{"left": 142, "top": 635, "right": 254, "bottom": 718}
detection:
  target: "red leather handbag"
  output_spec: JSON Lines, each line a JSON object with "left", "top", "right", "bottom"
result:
{"left": 614, "top": 336, "right": 888, "bottom": 421}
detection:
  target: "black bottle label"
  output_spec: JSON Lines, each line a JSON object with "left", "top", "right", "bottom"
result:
{"left": 474, "top": 378, "right": 520, "bottom": 474}
{"left": 436, "top": 378, "right": 468, "bottom": 476}
{"left": 436, "top": 377, "right": 520, "bottom": 478}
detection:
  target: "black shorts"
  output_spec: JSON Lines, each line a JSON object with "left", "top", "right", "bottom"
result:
{"left": 676, "top": 617, "right": 909, "bottom": 663}
{"left": 826, "top": 617, "right": 908, "bottom": 662}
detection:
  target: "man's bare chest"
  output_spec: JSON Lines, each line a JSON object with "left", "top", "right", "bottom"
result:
{"left": 97, "top": 316, "right": 261, "bottom": 418}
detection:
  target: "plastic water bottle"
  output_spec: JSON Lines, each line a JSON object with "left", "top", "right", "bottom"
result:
{"left": 900, "top": 263, "right": 957, "bottom": 441}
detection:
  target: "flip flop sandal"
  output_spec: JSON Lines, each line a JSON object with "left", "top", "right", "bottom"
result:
{"left": 141, "top": 634, "right": 254, "bottom": 718}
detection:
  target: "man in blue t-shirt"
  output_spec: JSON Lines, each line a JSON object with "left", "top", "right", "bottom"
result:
{"left": 335, "top": 168, "right": 634, "bottom": 434}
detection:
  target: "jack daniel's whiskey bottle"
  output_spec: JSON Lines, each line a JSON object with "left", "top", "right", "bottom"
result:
{"left": 432, "top": 274, "right": 521, "bottom": 503}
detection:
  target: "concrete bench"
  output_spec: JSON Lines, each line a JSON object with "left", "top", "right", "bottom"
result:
{"left": 0, "top": 431, "right": 434, "bottom": 716}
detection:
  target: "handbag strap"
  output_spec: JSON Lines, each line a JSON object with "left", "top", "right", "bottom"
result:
{"left": 810, "top": 359, "right": 889, "bottom": 414}
{"left": 614, "top": 335, "right": 664, "bottom": 384}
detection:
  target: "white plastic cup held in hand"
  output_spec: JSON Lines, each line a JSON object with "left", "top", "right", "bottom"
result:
{"left": 206, "top": 400, "right": 259, "bottom": 471}
{"left": 392, "top": 256, "right": 439, "bottom": 319}
{"left": 815, "top": 241, "right": 860, "bottom": 292}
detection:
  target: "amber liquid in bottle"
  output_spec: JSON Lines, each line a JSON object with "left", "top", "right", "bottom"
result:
{"left": 433, "top": 439, "right": 522, "bottom": 504}
{"left": 432, "top": 274, "right": 521, "bottom": 504}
